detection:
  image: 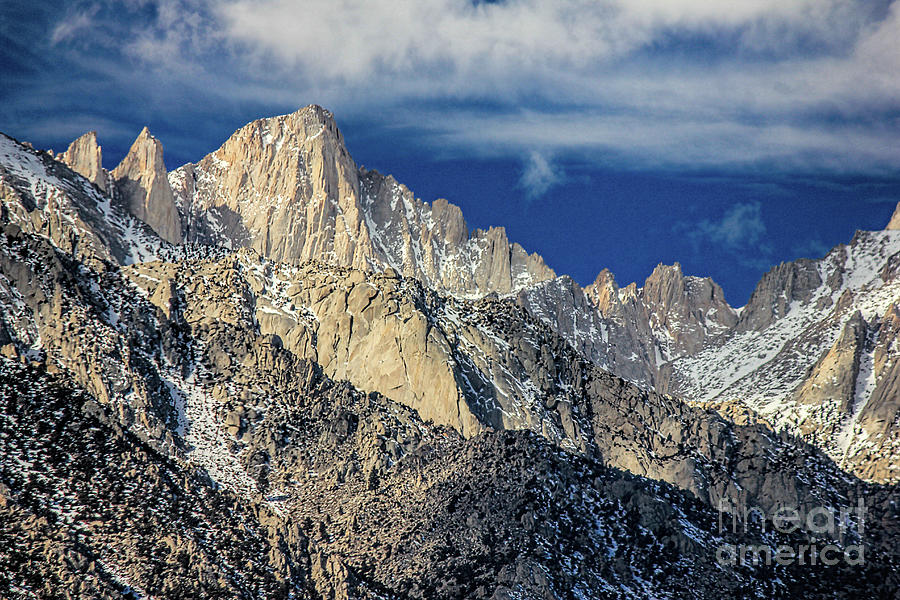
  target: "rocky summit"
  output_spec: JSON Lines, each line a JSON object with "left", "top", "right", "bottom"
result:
{"left": 0, "top": 106, "right": 898, "bottom": 599}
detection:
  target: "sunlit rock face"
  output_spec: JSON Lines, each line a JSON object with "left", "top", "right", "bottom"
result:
{"left": 1, "top": 109, "right": 899, "bottom": 598}
{"left": 169, "top": 105, "right": 555, "bottom": 298}
{"left": 111, "top": 127, "right": 182, "bottom": 244}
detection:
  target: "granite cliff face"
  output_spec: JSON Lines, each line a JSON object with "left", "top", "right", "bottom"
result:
{"left": 111, "top": 127, "right": 182, "bottom": 244}
{"left": 58, "top": 131, "right": 109, "bottom": 193}
{"left": 119, "top": 247, "right": 869, "bottom": 518}
{"left": 0, "top": 216, "right": 894, "bottom": 597}
{"left": 518, "top": 262, "right": 738, "bottom": 389}
{"left": 0, "top": 133, "right": 163, "bottom": 267}
{"left": 168, "top": 106, "right": 555, "bottom": 298}
{"left": 1, "top": 109, "right": 899, "bottom": 598}
{"left": 656, "top": 231, "right": 900, "bottom": 482}
{"left": 517, "top": 226, "right": 900, "bottom": 484}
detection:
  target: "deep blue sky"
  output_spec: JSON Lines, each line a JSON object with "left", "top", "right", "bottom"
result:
{"left": 2, "top": 1, "right": 900, "bottom": 305}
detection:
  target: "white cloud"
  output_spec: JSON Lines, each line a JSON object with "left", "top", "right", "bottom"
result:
{"left": 695, "top": 202, "right": 767, "bottom": 250}
{"left": 50, "top": 5, "right": 100, "bottom": 45}
{"left": 681, "top": 201, "right": 774, "bottom": 268}
{"left": 212, "top": 0, "right": 860, "bottom": 79}
{"left": 518, "top": 151, "right": 564, "bottom": 199}
{"left": 42, "top": 0, "right": 900, "bottom": 173}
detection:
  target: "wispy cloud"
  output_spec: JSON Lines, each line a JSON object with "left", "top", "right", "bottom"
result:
{"left": 7, "top": 0, "right": 900, "bottom": 174}
{"left": 50, "top": 5, "right": 99, "bottom": 46}
{"left": 518, "top": 151, "right": 564, "bottom": 199}
{"left": 681, "top": 202, "right": 774, "bottom": 268}
{"left": 696, "top": 202, "right": 767, "bottom": 250}
{"left": 792, "top": 238, "right": 832, "bottom": 259}
{"left": 212, "top": 0, "right": 870, "bottom": 81}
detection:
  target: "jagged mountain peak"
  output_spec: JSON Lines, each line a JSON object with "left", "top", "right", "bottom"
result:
{"left": 644, "top": 262, "right": 734, "bottom": 316}
{"left": 591, "top": 267, "right": 617, "bottom": 287}
{"left": 3, "top": 108, "right": 900, "bottom": 597}
{"left": 230, "top": 104, "right": 343, "bottom": 153}
{"left": 66, "top": 129, "right": 99, "bottom": 147}
{"left": 110, "top": 125, "right": 182, "bottom": 244}
{"left": 169, "top": 104, "right": 556, "bottom": 298}
{"left": 116, "top": 126, "right": 164, "bottom": 165}
{"left": 659, "top": 229, "right": 900, "bottom": 481}
{"left": 284, "top": 102, "right": 336, "bottom": 123}
{"left": 585, "top": 262, "right": 734, "bottom": 318}
{"left": 59, "top": 130, "right": 107, "bottom": 192}
{"left": 647, "top": 261, "right": 683, "bottom": 278}
{"left": 0, "top": 131, "right": 164, "bottom": 266}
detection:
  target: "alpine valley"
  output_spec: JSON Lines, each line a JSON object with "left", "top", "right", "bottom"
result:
{"left": 0, "top": 106, "right": 898, "bottom": 599}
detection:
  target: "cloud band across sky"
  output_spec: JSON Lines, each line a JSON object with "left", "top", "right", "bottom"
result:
{"left": 17, "top": 0, "right": 900, "bottom": 172}
{"left": 17, "top": 0, "right": 896, "bottom": 175}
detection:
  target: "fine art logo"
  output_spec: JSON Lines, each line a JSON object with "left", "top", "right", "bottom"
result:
{"left": 715, "top": 499, "right": 866, "bottom": 567}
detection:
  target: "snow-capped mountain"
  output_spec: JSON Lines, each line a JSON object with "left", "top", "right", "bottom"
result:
{"left": 516, "top": 263, "right": 738, "bottom": 389}
{"left": 519, "top": 227, "right": 900, "bottom": 483}
{"left": 168, "top": 105, "right": 555, "bottom": 299}
{"left": 19, "top": 103, "right": 900, "bottom": 485}
{"left": 0, "top": 132, "right": 164, "bottom": 267}
{"left": 1, "top": 107, "right": 899, "bottom": 598}
{"left": 664, "top": 229, "right": 900, "bottom": 482}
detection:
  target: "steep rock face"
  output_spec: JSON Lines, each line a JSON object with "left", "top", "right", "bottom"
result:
{"left": 0, "top": 227, "right": 180, "bottom": 447}
{"left": 111, "top": 127, "right": 182, "bottom": 244}
{"left": 640, "top": 263, "right": 737, "bottom": 356}
{"left": 1, "top": 133, "right": 898, "bottom": 596}
{"left": 860, "top": 302, "right": 900, "bottom": 481}
{"left": 169, "top": 105, "right": 554, "bottom": 298}
{"left": 590, "top": 263, "right": 738, "bottom": 361}
{"left": 170, "top": 106, "right": 370, "bottom": 265}
{"left": 119, "top": 250, "right": 870, "bottom": 519}
{"left": 517, "top": 226, "right": 900, "bottom": 483}
{"left": 517, "top": 274, "right": 657, "bottom": 386}
{"left": 358, "top": 169, "right": 555, "bottom": 296}
{"left": 125, "top": 252, "right": 584, "bottom": 444}
{"left": 735, "top": 258, "right": 823, "bottom": 333}
{"left": 518, "top": 263, "right": 737, "bottom": 390}
{"left": 791, "top": 311, "right": 867, "bottom": 425}
{"left": 832, "top": 302, "right": 900, "bottom": 481}
{"left": 0, "top": 133, "right": 163, "bottom": 267}
{"left": 664, "top": 231, "right": 900, "bottom": 482}
{"left": 58, "top": 131, "right": 109, "bottom": 192}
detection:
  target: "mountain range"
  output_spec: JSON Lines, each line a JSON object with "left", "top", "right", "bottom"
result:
{"left": 1, "top": 105, "right": 898, "bottom": 598}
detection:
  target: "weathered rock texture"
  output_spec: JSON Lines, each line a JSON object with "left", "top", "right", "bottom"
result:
{"left": 8, "top": 109, "right": 900, "bottom": 486}
{"left": 6, "top": 357, "right": 896, "bottom": 599}
{"left": 0, "top": 362, "right": 310, "bottom": 599}
{"left": 30, "top": 109, "right": 900, "bottom": 487}
{"left": 1, "top": 132, "right": 164, "bottom": 267}
{"left": 518, "top": 263, "right": 737, "bottom": 389}
{"left": 58, "top": 131, "right": 109, "bottom": 192}
{"left": 111, "top": 127, "right": 182, "bottom": 244}
{"left": 2, "top": 116, "right": 900, "bottom": 598}
{"left": 169, "top": 105, "right": 554, "bottom": 297}
{"left": 519, "top": 234, "right": 900, "bottom": 484}
{"left": 655, "top": 232, "right": 900, "bottom": 483}
{"left": 117, "top": 249, "right": 871, "bottom": 521}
